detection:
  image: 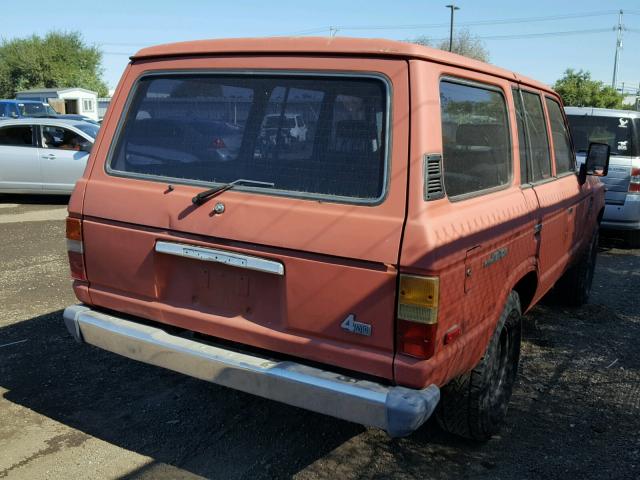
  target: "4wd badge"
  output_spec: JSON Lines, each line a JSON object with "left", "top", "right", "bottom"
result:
{"left": 340, "top": 314, "right": 372, "bottom": 336}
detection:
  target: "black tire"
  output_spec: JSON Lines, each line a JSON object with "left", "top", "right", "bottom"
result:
{"left": 555, "top": 227, "right": 599, "bottom": 307}
{"left": 436, "top": 291, "right": 522, "bottom": 441}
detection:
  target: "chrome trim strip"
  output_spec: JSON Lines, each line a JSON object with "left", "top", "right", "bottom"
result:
{"left": 63, "top": 304, "right": 440, "bottom": 437}
{"left": 155, "top": 241, "right": 284, "bottom": 275}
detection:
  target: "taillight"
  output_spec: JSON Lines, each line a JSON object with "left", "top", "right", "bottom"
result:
{"left": 396, "top": 274, "right": 440, "bottom": 359}
{"left": 630, "top": 167, "right": 640, "bottom": 193}
{"left": 211, "top": 137, "right": 226, "bottom": 149}
{"left": 66, "top": 217, "right": 86, "bottom": 281}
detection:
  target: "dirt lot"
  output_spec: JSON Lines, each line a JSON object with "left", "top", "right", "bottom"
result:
{"left": 1, "top": 195, "right": 639, "bottom": 480}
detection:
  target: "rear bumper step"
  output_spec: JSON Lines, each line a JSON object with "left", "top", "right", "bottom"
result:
{"left": 63, "top": 304, "right": 439, "bottom": 437}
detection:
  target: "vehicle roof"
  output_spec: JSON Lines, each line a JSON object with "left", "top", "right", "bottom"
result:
{"left": 132, "top": 37, "right": 552, "bottom": 93}
{"left": 0, "top": 117, "right": 98, "bottom": 129}
{"left": 565, "top": 106, "right": 640, "bottom": 118}
{"left": 16, "top": 87, "right": 98, "bottom": 95}
{"left": 0, "top": 99, "right": 48, "bottom": 104}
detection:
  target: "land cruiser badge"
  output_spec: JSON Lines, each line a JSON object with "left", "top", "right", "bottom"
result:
{"left": 341, "top": 314, "right": 372, "bottom": 336}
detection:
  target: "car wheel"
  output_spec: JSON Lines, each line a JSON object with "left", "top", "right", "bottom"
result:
{"left": 436, "top": 291, "right": 522, "bottom": 441}
{"left": 556, "top": 227, "right": 599, "bottom": 307}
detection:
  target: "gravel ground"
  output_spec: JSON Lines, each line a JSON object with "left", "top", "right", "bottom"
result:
{"left": 0, "top": 195, "right": 638, "bottom": 479}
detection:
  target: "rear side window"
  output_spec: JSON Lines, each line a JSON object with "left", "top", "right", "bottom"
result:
{"left": 440, "top": 80, "right": 511, "bottom": 197}
{"left": 545, "top": 98, "right": 574, "bottom": 174}
{"left": 521, "top": 92, "right": 551, "bottom": 182}
{"left": 109, "top": 74, "right": 389, "bottom": 203}
{"left": 0, "top": 126, "right": 34, "bottom": 147}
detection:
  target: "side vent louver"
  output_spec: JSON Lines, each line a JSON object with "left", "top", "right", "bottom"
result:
{"left": 424, "top": 153, "right": 445, "bottom": 200}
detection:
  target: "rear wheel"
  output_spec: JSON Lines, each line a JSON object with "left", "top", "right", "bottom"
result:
{"left": 436, "top": 291, "right": 522, "bottom": 441}
{"left": 555, "top": 228, "right": 599, "bottom": 307}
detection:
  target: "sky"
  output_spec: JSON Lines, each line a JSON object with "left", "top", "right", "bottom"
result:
{"left": 2, "top": 0, "right": 639, "bottom": 92}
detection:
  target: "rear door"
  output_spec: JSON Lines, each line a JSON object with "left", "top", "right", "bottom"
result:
{"left": 81, "top": 56, "right": 410, "bottom": 379}
{"left": 0, "top": 123, "right": 41, "bottom": 192}
{"left": 38, "top": 125, "right": 90, "bottom": 192}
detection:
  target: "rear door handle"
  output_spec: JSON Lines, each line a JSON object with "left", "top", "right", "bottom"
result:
{"left": 41, "top": 153, "right": 56, "bottom": 159}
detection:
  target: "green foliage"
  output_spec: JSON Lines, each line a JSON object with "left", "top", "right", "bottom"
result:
{"left": 553, "top": 69, "right": 624, "bottom": 109}
{"left": 410, "top": 29, "right": 490, "bottom": 63}
{"left": 0, "top": 31, "right": 108, "bottom": 98}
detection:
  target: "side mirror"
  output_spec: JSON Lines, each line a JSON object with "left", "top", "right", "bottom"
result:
{"left": 578, "top": 142, "right": 609, "bottom": 184}
{"left": 79, "top": 141, "right": 93, "bottom": 153}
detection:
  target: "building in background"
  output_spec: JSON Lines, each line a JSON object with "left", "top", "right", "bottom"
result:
{"left": 15, "top": 88, "right": 99, "bottom": 120}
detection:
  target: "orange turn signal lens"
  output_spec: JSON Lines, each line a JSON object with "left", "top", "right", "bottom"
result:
{"left": 66, "top": 217, "right": 83, "bottom": 241}
{"left": 397, "top": 275, "right": 439, "bottom": 324}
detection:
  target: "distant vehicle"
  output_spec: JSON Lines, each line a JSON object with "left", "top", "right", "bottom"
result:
{"left": 262, "top": 113, "right": 308, "bottom": 143}
{"left": 0, "top": 99, "right": 58, "bottom": 119}
{"left": 0, "top": 118, "right": 97, "bottom": 194}
{"left": 565, "top": 107, "right": 640, "bottom": 246}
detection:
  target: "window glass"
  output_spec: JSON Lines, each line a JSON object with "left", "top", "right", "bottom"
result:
{"left": 440, "top": 80, "right": 511, "bottom": 197}
{"left": 521, "top": 92, "right": 551, "bottom": 182}
{"left": 566, "top": 115, "right": 638, "bottom": 157}
{"left": 512, "top": 89, "right": 529, "bottom": 183}
{"left": 109, "top": 75, "right": 388, "bottom": 202}
{"left": 0, "top": 126, "right": 34, "bottom": 146}
{"left": 18, "top": 103, "right": 56, "bottom": 116}
{"left": 74, "top": 123, "right": 99, "bottom": 138}
{"left": 545, "top": 98, "right": 574, "bottom": 174}
{"left": 42, "top": 126, "right": 87, "bottom": 150}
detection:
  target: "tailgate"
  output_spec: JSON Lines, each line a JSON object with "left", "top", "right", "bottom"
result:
{"left": 80, "top": 56, "right": 410, "bottom": 380}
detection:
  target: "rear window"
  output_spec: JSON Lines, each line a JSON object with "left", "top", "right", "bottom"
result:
{"left": 109, "top": 74, "right": 389, "bottom": 203}
{"left": 18, "top": 103, "right": 56, "bottom": 116}
{"left": 566, "top": 114, "right": 638, "bottom": 157}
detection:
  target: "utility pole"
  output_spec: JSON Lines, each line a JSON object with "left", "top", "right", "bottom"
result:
{"left": 612, "top": 9, "right": 624, "bottom": 89}
{"left": 445, "top": 4, "right": 460, "bottom": 52}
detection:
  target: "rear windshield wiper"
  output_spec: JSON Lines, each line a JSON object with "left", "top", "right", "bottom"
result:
{"left": 192, "top": 178, "right": 275, "bottom": 205}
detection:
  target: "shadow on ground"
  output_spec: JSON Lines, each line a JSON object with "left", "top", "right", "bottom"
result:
{"left": 0, "top": 194, "right": 70, "bottom": 205}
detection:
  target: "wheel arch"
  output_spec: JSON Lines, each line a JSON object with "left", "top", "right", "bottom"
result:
{"left": 512, "top": 270, "right": 538, "bottom": 314}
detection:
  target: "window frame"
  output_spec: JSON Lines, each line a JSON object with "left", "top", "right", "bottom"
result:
{"left": 0, "top": 124, "right": 37, "bottom": 148}
{"left": 104, "top": 69, "right": 393, "bottom": 207}
{"left": 544, "top": 95, "right": 576, "bottom": 178}
{"left": 438, "top": 75, "right": 514, "bottom": 202}
{"left": 516, "top": 88, "right": 554, "bottom": 186}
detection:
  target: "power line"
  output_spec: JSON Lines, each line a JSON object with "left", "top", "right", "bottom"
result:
{"left": 279, "top": 10, "right": 621, "bottom": 35}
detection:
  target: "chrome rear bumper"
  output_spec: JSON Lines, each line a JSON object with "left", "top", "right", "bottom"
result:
{"left": 63, "top": 304, "right": 440, "bottom": 437}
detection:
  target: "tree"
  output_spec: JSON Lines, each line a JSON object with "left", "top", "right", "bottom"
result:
{"left": 0, "top": 31, "right": 108, "bottom": 98}
{"left": 553, "top": 69, "right": 624, "bottom": 109}
{"left": 410, "top": 29, "right": 490, "bottom": 62}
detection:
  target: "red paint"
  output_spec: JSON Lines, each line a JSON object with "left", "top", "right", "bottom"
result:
{"left": 66, "top": 37, "right": 605, "bottom": 389}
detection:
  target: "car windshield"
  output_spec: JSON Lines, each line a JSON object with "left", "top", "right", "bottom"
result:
{"left": 109, "top": 74, "right": 388, "bottom": 202}
{"left": 74, "top": 123, "right": 99, "bottom": 138}
{"left": 18, "top": 103, "right": 57, "bottom": 116}
{"left": 566, "top": 114, "right": 638, "bottom": 157}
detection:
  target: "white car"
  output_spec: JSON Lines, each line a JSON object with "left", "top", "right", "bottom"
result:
{"left": 0, "top": 118, "right": 98, "bottom": 194}
{"left": 262, "top": 113, "right": 308, "bottom": 142}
